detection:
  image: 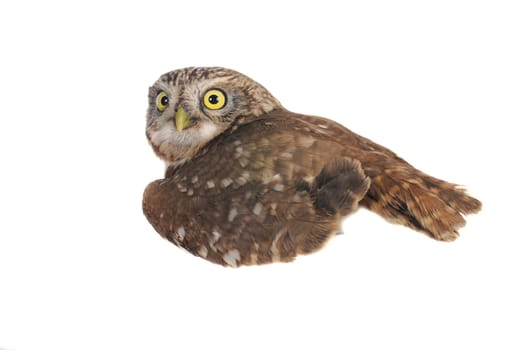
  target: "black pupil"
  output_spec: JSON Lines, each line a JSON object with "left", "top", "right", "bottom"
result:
{"left": 161, "top": 96, "right": 169, "bottom": 105}
{"left": 208, "top": 94, "right": 219, "bottom": 104}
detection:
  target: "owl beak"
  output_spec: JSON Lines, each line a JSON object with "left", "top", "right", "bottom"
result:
{"left": 175, "top": 107, "right": 192, "bottom": 132}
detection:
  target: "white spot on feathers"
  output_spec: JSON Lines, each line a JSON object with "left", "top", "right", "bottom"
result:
{"left": 221, "top": 178, "right": 233, "bottom": 188}
{"left": 261, "top": 169, "right": 275, "bottom": 184}
{"left": 258, "top": 137, "right": 270, "bottom": 146}
{"left": 236, "top": 171, "right": 251, "bottom": 186}
{"left": 279, "top": 152, "right": 293, "bottom": 160}
{"left": 209, "top": 231, "right": 221, "bottom": 252}
{"left": 223, "top": 249, "right": 241, "bottom": 267}
{"left": 207, "top": 180, "right": 215, "bottom": 188}
{"left": 228, "top": 208, "right": 238, "bottom": 222}
{"left": 252, "top": 202, "right": 263, "bottom": 216}
{"left": 272, "top": 183, "right": 285, "bottom": 191}
{"left": 177, "top": 226, "right": 186, "bottom": 241}
{"left": 238, "top": 157, "right": 249, "bottom": 168}
{"left": 297, "top": 137, "right": 315, "bottom": 148}
{"left": 269, "top": 203, "right": 278, "bottom": 216}
{"left": 271, "top": 229, "right": 285, "bottom": 261}
{"left": 198, "top": 246, "right": 208, "bottom": 258}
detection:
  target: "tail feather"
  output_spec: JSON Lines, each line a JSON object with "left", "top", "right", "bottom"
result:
{"left": 418, "top": 172, "right": 482, "bottom": 215}
{"left": 361, "top": 167, "right": 482, "bottom": 241}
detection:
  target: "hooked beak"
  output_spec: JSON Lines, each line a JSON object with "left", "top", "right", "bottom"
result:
{"left": 175, "top": 107, "right": 192, "bottom": 132}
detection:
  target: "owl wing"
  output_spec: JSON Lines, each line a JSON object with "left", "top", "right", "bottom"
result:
{"left": 282, "top": 111, "right": 482, "bottom": 241}
{"left": 143, "top": 111, "right": 370, "bottom": 266}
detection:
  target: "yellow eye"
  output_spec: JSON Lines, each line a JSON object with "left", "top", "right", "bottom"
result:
{"left": 203, "top": 89, "right": 226, "bottom": 110}
{"left": 156, "top": 91, "right": 169, "bottom": 112}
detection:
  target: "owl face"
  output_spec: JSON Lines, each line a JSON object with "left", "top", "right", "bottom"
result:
{"left": 146, "top": 67, "right": 282, "bottom": 165}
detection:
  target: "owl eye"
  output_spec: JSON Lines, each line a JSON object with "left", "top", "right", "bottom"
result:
{"left": 203, "top": 89, "right": 227, "bottom": 110}
{"left": 156, "top": 91, "right": 169, "bottom": 112}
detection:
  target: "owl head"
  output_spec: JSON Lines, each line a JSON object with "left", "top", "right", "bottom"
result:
{"left": 146, "top": 67, "right": 282, "bottom": 165}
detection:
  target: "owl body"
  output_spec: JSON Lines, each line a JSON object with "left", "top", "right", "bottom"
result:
{"left": 143, "top": 67, "right": 481, "bottom": 267}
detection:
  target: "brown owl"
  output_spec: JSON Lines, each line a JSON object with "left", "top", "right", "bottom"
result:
{"left": 143, "top": 67, "right": 481, "bottom": 267}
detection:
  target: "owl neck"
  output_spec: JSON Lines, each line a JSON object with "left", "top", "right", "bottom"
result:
{"left": 229, "top": 107, "right": 286, "bottom": 131}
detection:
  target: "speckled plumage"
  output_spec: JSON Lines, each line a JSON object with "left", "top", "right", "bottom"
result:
{"left": 143, "top": 67, "right": 481, "bottom": 267}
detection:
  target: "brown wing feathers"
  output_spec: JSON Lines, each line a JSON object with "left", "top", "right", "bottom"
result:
{"left": 285, "top": 111, "right": 482, "bottom": 241}
{"left": 360, "top": 166, "right": 481, "bottom": 241}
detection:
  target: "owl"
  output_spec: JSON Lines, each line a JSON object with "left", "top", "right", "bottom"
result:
{"left": 143, "top": 67, "right": 481, "bottom": 267}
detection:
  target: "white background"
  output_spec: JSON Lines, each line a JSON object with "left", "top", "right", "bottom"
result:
{"left": 1, "top": 1, "right": 525, "bottom": 349}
